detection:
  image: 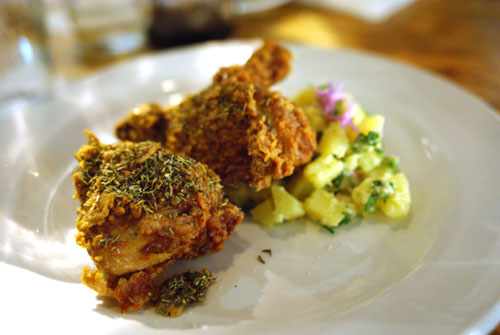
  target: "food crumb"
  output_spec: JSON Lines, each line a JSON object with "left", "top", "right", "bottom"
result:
{"left": 154, "top": 269, "right": 215, "bottom": 317}
{"left": 262, "top": 249, "right": 272, "bottom": 256}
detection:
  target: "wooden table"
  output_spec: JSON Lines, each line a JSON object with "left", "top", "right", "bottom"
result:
{"left": 48, "top": 0, "right": 500, "bottom": 332}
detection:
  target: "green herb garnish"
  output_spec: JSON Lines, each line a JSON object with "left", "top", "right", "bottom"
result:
{"left": 80, "top": 142, "right": 203, "bottom": 215}
{"left": 320, "top": 211, "right": 362, "bottom": 234}
{"left": 383, "top": 156, "right": 400, "bottom": 174}
{"left": 154, "top": 269, "right": 215, "bottom": 317}
{"left": 364, "top": 180, "right": 394, "bottom": 214}
{"left": 98, "top": 234, "right": 120, "bottom": 248}
{"left": 326, "top": 170, "right": 345, "bottom": 192}
{"left": 351, "top": 131, "right": 382, "bottom": 153}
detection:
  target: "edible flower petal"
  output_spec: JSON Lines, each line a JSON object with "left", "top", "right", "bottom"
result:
{"left": 330, "top": 102, "right": 359, "bottom": 132}
{"left": 315, "top": 82, "right": 359, "bottom": 132}
{"left": 315, "top": 82, "right": 346, "bottom": 117}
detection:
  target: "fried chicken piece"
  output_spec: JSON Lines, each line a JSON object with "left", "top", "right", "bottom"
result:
{"left": 116, "top": 40, "right": 317, "bottom": 190}
{"left": 243, "top": 39, "right": 292, "bottom": 88}
{"left": 73, "top": 131, "right": 243, "bottom": 312}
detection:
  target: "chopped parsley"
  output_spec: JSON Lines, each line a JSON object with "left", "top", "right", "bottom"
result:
{"left": 321, "top": 211, "right": 362, "bottom": 234}
{"left": 364, "top": 180, "right": 394, "bottom": 214}
{"left": 331, "top": 170, "right": 345, "bottom": 190}
{"left": 351, "top": 131, "right": 382, "bottom": 153}
{"left": 383, "top": 156, "right": 400, "bottom": 174}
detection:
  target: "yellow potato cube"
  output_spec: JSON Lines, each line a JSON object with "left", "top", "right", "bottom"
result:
{"left": 223, "top": 184, "right": 249, "bottom": 208}
{"left": 293, "top": 87, "right": 317, "bottom": 107}
{"left": 250, "top": 198, "right": 284, "bottom": 226}
{"left": 379, "top": 173, "right": 411, "bottom": 219}
{"left": 304, "top": 155, "right": 344, "bottom": 189}
{"left": 366, "top": 166, "right": 393, "bottom": 180}
{"left": 318, "top": 123, "right": 349, "bottom": 158}
{"left": 224, "top": 184, "right": 270, "bottom": 208}
{"left": 352, "top": 104, "right": 366, "bottom": 126}
{"left": 351, "top": 177, "right": 375, "bottom": 213}
{"left": 271, "top": 185, "right": 305, "bottom": 220}
{"left": 344, "top": 153, "right": 360, "bottom": 172}
{"left": 359, "top": 115, "right": 385, "bottom": 136}
{"left": 345, "top": 127, "right": 357, "bottom": 143}
{"left": 285, "top": 172, "right": 314, "bottom": 200}
{"left": 303, "top": 106, "right": 327, "bottom": 133}
{"left": 304, "top": 188, "right": 346, "bottom": 227}
{"left": 358, "top": 150, "right": 383, "bottom": 173}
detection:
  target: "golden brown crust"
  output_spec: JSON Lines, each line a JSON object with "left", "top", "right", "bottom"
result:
{"left": 115, "top": 41, "right": 317, "bottom": 190}
{"left": 243, "top": 39, "right": 292, "bottom": 88}
{"left": 81, "top": 259, "right": 174, "bottom": 312}
{"left": 74, "top": 132, "right": 243, "bottom": 311}
{"left": 115, "top": 103, "right": 168, "bottom": 143}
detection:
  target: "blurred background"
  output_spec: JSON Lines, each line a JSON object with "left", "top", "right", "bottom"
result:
{"left": 0, "top": 0, "right": 498, "bottom": 111}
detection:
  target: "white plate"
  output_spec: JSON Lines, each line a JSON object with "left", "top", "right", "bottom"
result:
{"left": 1, "top": 40, "right": 500, "bottom": 335}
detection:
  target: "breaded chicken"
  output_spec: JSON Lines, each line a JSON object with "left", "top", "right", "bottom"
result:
{"left": 116, "top": 41, "right": 317, "bottom": 190}
{"left": 73, "top": 131, "right": 243, "bottom": 311}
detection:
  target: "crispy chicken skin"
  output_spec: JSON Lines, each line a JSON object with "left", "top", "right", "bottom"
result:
{"left": 116, "top": 40, "right": 317, "bottom": 190}
{"left": 74, "top": 131, "right": 243, "bottom": 311}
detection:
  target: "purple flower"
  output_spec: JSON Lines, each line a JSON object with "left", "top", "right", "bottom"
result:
{"left": 315, "top": 82, "right": 346, "bottom": 118}
{"left": 315, "top": 82, "right": 358, "bottom": 132}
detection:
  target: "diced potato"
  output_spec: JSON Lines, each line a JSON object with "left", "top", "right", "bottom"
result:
{"left": 304, "top": 155, "right": 344, "bottom": 189}
{"left": 318, "top": 123, "right": 349, "bottom": 158}
{"left": 223, "top": 184, "right": 249, "bottom": 208}
{"left": 338, "top": 98, "right": 365, "bottom": 128}
{"left": 335, "top": 98, "right": 350, "bottom": 114}
{"left": 304, "top": 188, "right": 346, "bottom": 227}
{"left": 352, "top": 104, "right": 366, "bottom": 126}
{"left": 366, "top": 166, "right": 393, "bottom": 180}
{"left": 346, "top": 126, "right": 358, "bottom": 143}
{"left": 344, "top": 153, "right": 360, "bottom": 172}
{"left": 285, "top": 171, "right": 314, "bottom": 200}
{"left": 250, "top": 199, "right": 284, "bottom": 226}
{"left": 247, "top": 186, "right": 271, "bottom": 205}
{"left": 359, "top": 115, "right": 385, "bottom": 136}
{"left": 293, "top": 87, "right": 317, "bottom": 107}
{"left": 224, "top": 184, "right": 270, "bottom": 208}
{"left": 358, "top": 150, "right": 383, "bottom": 173}
{"left": 304, "top": 188, "right": 333, "bottom": 221}
{"left": 271, "top": 185, "right": 305, "bottom": 220}
{"left": 293, "top": 88, "right": 327, "bottom": 132}
{"left": 303, "top": 106, "right": 327, "bottom": 133}
{"left": 379, "top": 173, "right": 411, "bottom": 219}
{"left": 351, "top": 177, "right": 375, "bottom": 213}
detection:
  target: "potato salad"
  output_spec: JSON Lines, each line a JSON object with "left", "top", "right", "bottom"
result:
{"left": 230, "top": 82, "right": 411, "bottom": 234}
